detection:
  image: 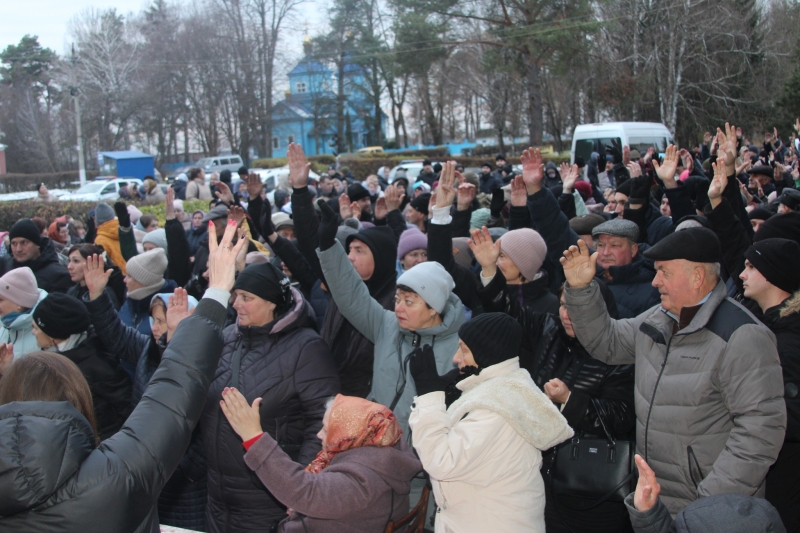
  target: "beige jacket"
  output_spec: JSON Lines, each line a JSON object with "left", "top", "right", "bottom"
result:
{"left": 409, "top": 358, "right": 573, "bottom": 533}
{"left": 185, "top": 178, "right": 212, "bottom": 200}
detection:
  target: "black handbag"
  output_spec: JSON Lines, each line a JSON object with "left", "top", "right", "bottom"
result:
{"left": 548, "top": 398, "right": 636, "bottom": 510}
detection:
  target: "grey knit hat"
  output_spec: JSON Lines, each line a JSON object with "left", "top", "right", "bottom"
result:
{"left": 592, "top": 218, "right": 639, "bottom": 242}
{"left": 396, "top": 261, "right": 455, "bottom": 314}
{"left": 142, "top": 228, "right": 168, "bottom": 252}
{"left": 126, "top": 248, "right": 168, "bottom": 286}
{"left": 95, "top": 203, "right": 115, "bottom": 225}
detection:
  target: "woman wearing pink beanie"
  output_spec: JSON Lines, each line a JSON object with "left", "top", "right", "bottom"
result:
{"left": 0, "top": 266, "right": 48, "bottom": 358}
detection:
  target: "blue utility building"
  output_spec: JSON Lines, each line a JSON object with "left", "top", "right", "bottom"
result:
{"left": 99, "top": 151, "right": 155, "bottom": 180}
{"left": 270, "top": 39, "right": 386, "bottom": 157}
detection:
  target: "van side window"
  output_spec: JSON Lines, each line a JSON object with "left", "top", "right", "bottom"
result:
{"left": 221, "top": 158, "right": 230, "bottom": 165}
{"left": 231, "top": 157, "right": 242, "bottom": 164}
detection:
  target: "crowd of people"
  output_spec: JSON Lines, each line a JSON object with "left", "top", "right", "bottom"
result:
{"left": 0, "top": 122, "right": 797, "bottom": 533}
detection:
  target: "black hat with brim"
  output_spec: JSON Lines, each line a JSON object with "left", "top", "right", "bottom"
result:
{"left": 643, "top": 227, "right": 722, "bottom": 263}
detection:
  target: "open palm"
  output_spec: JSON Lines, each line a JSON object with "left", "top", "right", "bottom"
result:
{"left": 560, "top": 240, "right": 598, "bottom": 288}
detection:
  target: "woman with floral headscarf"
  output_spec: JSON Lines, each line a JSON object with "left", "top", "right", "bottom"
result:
{"left": 220, "top": 391, "right": 422, "bottom": 533}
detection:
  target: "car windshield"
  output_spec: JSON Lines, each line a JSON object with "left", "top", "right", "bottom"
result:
{"left": 73, "top": 182, "right": 106, "bottom": 194}
{"left": 196, "top": 158, "right": 213, "bottom": 168}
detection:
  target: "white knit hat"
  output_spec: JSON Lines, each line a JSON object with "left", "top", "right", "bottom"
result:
{"left": 396, "top": 261, "right": 455, "bottom": 314}
{"left": 126, "top": 248, "right": 168, "bottom": 286}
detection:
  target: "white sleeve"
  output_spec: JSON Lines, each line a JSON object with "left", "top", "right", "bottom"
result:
{"left": 430, "top": 206, "right": 452, "bottom": 225}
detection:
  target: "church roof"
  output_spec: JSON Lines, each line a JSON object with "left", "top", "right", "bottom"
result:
{"left": 289, "top": 58, "right": 330, "bottom": 77}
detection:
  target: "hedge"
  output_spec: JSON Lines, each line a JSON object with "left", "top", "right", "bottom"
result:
{"left": 0, "top": 171, "right": 100, "bottom": 194}
{"left": 0, "top": 199, "right": 210, "bottom": 231}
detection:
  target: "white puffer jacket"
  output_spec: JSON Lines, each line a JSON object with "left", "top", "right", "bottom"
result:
{"left": 409, "top": 357, "right": 573, "bottom": 533}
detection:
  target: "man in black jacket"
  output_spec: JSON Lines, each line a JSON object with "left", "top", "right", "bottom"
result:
{"left": 1, "top": 218, "right": 71, "bottom": 293}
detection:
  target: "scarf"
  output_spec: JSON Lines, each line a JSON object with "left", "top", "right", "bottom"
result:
{"left": 1, "top": 312, "right": 23, "bottom": 328}
{"left": 127, "top": 280, "right": 165, "bottom": 301}
{"left": 45, "top": 331, "right": 89, "bottom": 353}
{"left": 305, "top": 394, "right": 402, "bottom": 474}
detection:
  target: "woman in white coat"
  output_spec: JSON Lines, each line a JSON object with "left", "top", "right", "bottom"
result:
{"left": 0, "top": 266, "right": 47, "bottom": 359}
{"left": 408, "top": 312, "right": 573, "bottom": 533}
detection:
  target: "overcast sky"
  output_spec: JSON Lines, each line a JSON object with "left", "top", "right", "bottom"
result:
{"left": 1, "top": 0, "right": 324, "bottom": 56}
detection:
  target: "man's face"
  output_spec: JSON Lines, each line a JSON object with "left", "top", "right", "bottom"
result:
{"left": 406, "top": 206, "right": 424, "bottom": 225}
{"left": 319, "top": 177, "right": 333, "bottom": 193}
{"left": 740, "top": 259, "right": 773, "bottom": 300}
{"left": 356, "top": 197, "right": 372, "bottom": 214}
{"left": 595, "top": 234, "right": 637, "bottom": 269}
{"left": 277, "top": 226, "right": 295, "bottom": 240}
{"left": 660, "top": 196, "right": 671, "bottom": 217}
{"left": 10, "top": 237, "right": 40, "bottom": 263}
{"left": 652, "top": 259, "right": 701, "bottom": 316}
{"left": 496, "top": 158, "right": 506, "bottom": 167}
{"left": 347, "top": 240, "right": 375, "bottom": 280}
{"left": 328, "top": 168, "right": 336, "bottom": 176}
{"left": 778, "top": 203, "right": 792, "bottom": 215}
{"left": 481, "top": 166, "right": 491, "bottom": 176}
{"left": 614, "top": 193, "right": 628, "bottom": 217}
{"left": 423, "top": 164, "right": 432, "bottom": 173}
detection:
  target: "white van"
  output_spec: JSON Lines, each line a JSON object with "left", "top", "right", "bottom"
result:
{"left": 571, "top": 122, "right": 674, "bottom": 164}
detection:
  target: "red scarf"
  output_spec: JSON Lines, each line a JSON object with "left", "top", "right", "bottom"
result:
{"left": 305, "top": 395, "right": 402, "bottom": 474}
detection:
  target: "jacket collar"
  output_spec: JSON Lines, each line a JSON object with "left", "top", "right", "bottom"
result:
{"left": 237, "top": 286, "right": 308, "bottom": 338}
{"left": 398, "top": 293, "right": 465, "bottom": 340}
{"left": 643, "top": 280, "right": 727, "bottom": 339}
{"left": 456, "top": 357, "right": 520, "bottom": 393}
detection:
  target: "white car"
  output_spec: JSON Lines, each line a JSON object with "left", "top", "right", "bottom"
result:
{"left": 64, "top": 178, "right": 143, "bottom": 202}
{"left": 250, "top": 167, "right": 320, "bottom": 193}
{"left": 388, "top": 160, "right": 441, "bottom": 185}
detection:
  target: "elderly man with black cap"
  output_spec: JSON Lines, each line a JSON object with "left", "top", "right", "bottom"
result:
{"left": 561, "top": 226, "right": 786, "bottom": 516}
{"left": 777, "top": 187, "right": 800, "bottom": 214}
{"left": 406, "top": 192, "right": 430, "bottom": 233}
{"left": 1, "top": 218, "right": 71, "bottom": 294}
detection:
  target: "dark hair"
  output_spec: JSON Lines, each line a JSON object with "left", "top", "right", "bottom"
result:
{"left": 0, "top": 352, "right": 99, "bottom": 446}
{"left": 396, "top": 284, "right": 433, "bottom": 310}
{"left": 189, "top": 167, "right": 203, "bottom": 180}
{"left": 140, "top": 214, "right": 158, "bottom": 228}
{"left": 67, "top": 243, "right": 105, "bottom": 259}
{"left": 31, "top": 216, "right": 47, "bottom": 234}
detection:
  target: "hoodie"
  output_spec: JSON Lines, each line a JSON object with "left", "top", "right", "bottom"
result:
{"left": 0, "top": 288, "right": 48, "bottom": 358}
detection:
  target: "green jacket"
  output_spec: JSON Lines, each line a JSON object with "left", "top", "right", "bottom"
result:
{"left": 318, "top": 242, "right": 465, "bottom": 437}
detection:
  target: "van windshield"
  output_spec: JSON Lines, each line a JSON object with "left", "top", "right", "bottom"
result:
{"left": 574, "top": 137, "right": 621, "bottom": 165}
{"left": 628, "top": 136, "right": 673, "bottom": 154}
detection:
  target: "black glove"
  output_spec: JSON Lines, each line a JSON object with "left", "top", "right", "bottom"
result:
{"left": 628, "top": 175, "right": 651, "bottom": 205}
{"left": 114, "top": 202, "right": 131, "bottom": 228}
{"left": 410, "top": 344, "right": 454, "bottom": 396}
{"left": 606, "top": 139, "right": 623, "bottom": 165}
{"left": 490, "top": 188, "right": 507, "bottom": 219}
{"left": 317, "top": 199, "right": 339, "bottom": 251}
{"left": 261, "top": 196, "right": 276, "bottom": 237}
{"left": 684, "top": 176, "right": 711, "bottom": 211}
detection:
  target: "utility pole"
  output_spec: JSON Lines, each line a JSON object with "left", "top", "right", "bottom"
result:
{"left": 70, "top": 45, "right": 87, "bottom": 186}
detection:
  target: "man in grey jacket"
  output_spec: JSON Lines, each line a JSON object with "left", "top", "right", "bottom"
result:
{"left": 561, "top": 226, "right": 786, "bottom": 515}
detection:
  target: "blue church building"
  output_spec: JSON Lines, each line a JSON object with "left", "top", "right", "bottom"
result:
{"left": 270, "top": 39, "right": 386, "bottom": 157}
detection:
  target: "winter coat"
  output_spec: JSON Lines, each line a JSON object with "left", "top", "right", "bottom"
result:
{"left": 186, "top": 178, "right": 212, "bottom": 200}
{"left": 565, "top": 280, "right": 786, "bottom": 514}
{"left": 118, "top": 279, "right": 178, "bottom": 338}
{"left": 622, "top": 203, "right": 674, "bottom": 246}
{"left": 57, "top": 332, "right": 133, "bottom": 441}
{"left": 243, "top": 433, "right": 422, "bottom": 533}
{"left": 544, "top": 162, "right": 563, "bottom": 190}
{"left": 409, "top": 358, "right": 573, "bottom": 533}
{"left": 0, "top": 288, "right": 48, "bottom": 359}
{"left": 595, "top": 245, "right": 661, "bottom": 319}
{"left": 84, "top": 291, "right": 208, "bottom": 530}
{"left": 95, "top": 219, "right": 128, "bottom": 273}
{"left": 291, "top": 187, "right": 398, "bottom": 398}
{"left": 478, "top": 171, "right": 503, "bottom": 194}
{"left": 172, "top": 179, "right": 188, "bottom": 200}
{"left": 202, "top": 288, "right": 340, "bottom": 533}
{"left": 67, "top": 281, "right": 123, "bottom": 312}
{"left": 0, "top": 237, "right": 72, "bottom": 294}
{"left": 318, "top": 241, "right": 466, "bottom": 438}
{"left": 0, "top": 297, "right": 227, "bottom": 533}
{"left": 142, "top": 185, "right": 166, "bottom": 205}
{"left": 186, "top": 223, "right": 208, "bottom": 256}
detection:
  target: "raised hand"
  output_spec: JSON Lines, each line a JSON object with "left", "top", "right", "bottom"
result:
{"left": 374, "top": 197, "right": 388, "bottom": 220}
{"left": 317, "top": 199, "right": 339, "bottom": 251}
{"left": 626, "top": 162, "right": 643, "bottom": 179}
{"left": 653, "top": 144, "right": 679, "bottom": 188}
{"left": 235, "top": 228, "right": 249, "bottom": 272}
{"left": 246, "top": 172, "right": 264, "bottom": 199}
{"left": 0, "top": 342, "right": 14, "bottom": 378}
{"left": 716, "top": 122, "right": 737, "bottom": 169}
{"left": 708, "top": 160, "right": 728, "bottom": 208}
{"left": 679, "top": 148, "right": 693, "bottom": 172}
{"left": 228, "top": 205, "right": 246, "bottom": 227}
{"left": 220, "top": 387, "right": 263, "bottom": 442}
{"left": 456, "top": 182, "right": 476, "bottom": 211}
{"left": 287, "top": 142, "right": 311, "bottom": 189}
{"left": 468, "top": 226, "right": 501, "bottom": 278}
{"left": 350, "top": 201, "right": 362, "bottom": 221}
{"left": 622, "top": 145, "right": 631, "bottom": 166}
{"left": 338, "top": 194, "right": 353, "bottom": 220}
{"left": 561, "top": 164, "right": 580, "bottom": 193}
{"left": 510, "top": 175, "right": 527, "bottom": 207}
{"left": 208, "top": 218, "right": 248, "bottom": 292}
{"left": 165, "top": 187, "right": 176, "bottom": 220}
{"left": 633, "top": 455, "right": 661, "bottom": 512}
{"left": 384, "top": 184, "right": 404, "bottom": 212}
{"left": 774, "top": 162, "right": 785, "bottom": 182}
{"left": 215, "top": 181, "right": 234, "bottom": 205}
{"left": 114, "top": 201, "right": 131, "bottom": 228}
{"left": 521, "top": 148, "right": 544, "bottom": 193}
{"left": 560, "top": 240, "right": 598, "bottom": 288}
{"left": 436, "top": 161, "right": 457, "bottom": 209}
{"left": 85, "top": 254, "right": 112, "bottom": 301}
{"left": 736, "top": 158, "right": 752, "bottom": 175}
{"left": 166, "top": 287, "right": 195, "bottom": 341}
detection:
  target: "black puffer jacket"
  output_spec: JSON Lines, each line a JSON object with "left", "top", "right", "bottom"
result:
{"left": 202, "top": 287, "right": 340, "bottom": 533}
{"left": 0, "top": 237, "right": 72, "bottom": 293}
{"left": 0, "top": 297, "right": 227, "bottom": 533}
{"left": 57, "top": 331, "right": 133, "bottom": 440}
{"left": 85, "top": 291, "right": 208, "bottom": 530}
{"left": 595, "top": 245, "right": 660, "bottom": 319}
{"left": 291, "top": 186, "right": 397, "bottom": 398}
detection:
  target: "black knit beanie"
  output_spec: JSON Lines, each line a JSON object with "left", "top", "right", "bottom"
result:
{"left": 232, "top": 262, "right": 294, "bottom": 316}
{"left": 458, "top": 313, "right": 522, "bottom": 369}
{"left": 33, "top": 293, "right": 90, "bottom": 340}
{"left": 743, "top": 238, "right": 800, "bottom": 294}
{"left": 409, "top": 193, "right": 431, "bottom": 216}
{"left": 9, "top": 219, "right": 42, "bottom": 246}
{"left": 754, "top": 211, "right": 800, "bottom": 244}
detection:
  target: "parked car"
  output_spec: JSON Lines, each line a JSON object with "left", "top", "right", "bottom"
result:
{"left": 64, "top": 178, "right": 143, "bottom": 202}
{"left": 195, "top": 155, "right": 245, "bottom": 175}
{"left": 387, "top": 160, "right": 441, "bottom": 185}
{"left": 357, "top": 146, "right": 384, "bottom": 154}
{"left": 250, "top": 166, "right": 320, "bottom": 194}
{"left": 571, "top": 122, "right": 674, "bottom": 164}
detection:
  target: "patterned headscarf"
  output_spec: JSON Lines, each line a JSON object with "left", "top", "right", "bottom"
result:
{"left": 305, "top": 394, "right": 402, "bottom": 474}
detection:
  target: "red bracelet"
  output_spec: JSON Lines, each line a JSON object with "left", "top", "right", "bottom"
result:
{"left": 242, "top": 433, "right": 264, "bottom": 451}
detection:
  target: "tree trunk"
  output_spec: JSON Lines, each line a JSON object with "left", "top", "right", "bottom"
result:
{"left": 526, "top": 57, "right": 543, "bottom": 146}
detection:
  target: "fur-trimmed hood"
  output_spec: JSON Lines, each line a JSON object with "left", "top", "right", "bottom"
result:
{"left": 779, "top": 290, "right": 800, "bottom": 318}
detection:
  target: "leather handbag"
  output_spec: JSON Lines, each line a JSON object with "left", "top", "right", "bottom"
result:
{"left": 548, "top": 398, "right": 636, "bottom": 509}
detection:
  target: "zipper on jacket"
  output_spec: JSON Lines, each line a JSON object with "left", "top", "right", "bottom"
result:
{"left": 643, "top": 336, "right": 672, "bottom": 462}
